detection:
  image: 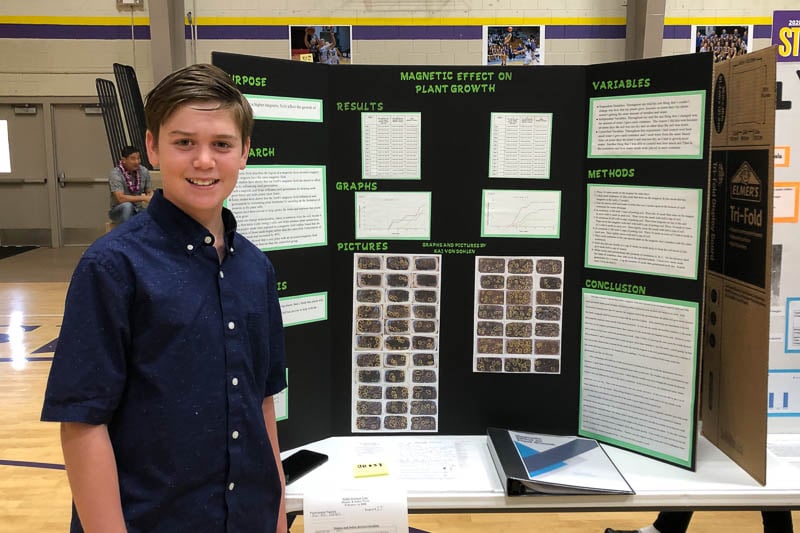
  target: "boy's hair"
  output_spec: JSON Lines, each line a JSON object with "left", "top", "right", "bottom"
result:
{"left": 121, "top": 145, "right": 141, "bottom": 158}
{"left": 144, "top": 63, "right": 254, "bottom": 149}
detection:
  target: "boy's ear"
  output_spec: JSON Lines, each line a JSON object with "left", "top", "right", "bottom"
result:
{"left": 240, "top": 136, "right": 251, "bottom": 170}
{"left": 145, "top": 130, "right": 159, "bottom": 167}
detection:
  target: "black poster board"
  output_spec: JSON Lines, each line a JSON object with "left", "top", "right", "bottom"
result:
{"left": 580, "top": 55, "right": 712, "bottom": 469}
{"left": 212, "top": 51, "right": 713, "bottom": 468}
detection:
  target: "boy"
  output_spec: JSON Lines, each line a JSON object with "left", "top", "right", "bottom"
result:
{"left": 41, "top": 64, "right": 288, "bottom": 533}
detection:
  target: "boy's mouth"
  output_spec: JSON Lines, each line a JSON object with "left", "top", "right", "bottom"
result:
{"left": 186, "top": 178, "right": 219, "bottom": 187}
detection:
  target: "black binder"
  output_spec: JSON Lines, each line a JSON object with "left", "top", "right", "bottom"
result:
{"left": 487, "top": 427, "right": 634, "bottom": 496}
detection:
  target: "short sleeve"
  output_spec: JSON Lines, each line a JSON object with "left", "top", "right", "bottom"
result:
{"left": 41, "top": 254, "right": 132, "bottom": 425}
{"left": 109, "top": 167, "right": 124, "bottom": 193}
{"left": 264, "top": 260, "right": 287, "bottom": 397}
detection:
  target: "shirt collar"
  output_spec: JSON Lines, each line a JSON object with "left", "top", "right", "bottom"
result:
{"left": 147, "top": 189, "right": 239, "bottom": 255}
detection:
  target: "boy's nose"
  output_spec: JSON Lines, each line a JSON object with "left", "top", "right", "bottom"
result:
{"left": 193, "top": 147, "right": 215, "bottom": 169}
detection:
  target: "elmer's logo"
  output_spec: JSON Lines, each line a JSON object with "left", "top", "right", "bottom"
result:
{"left": 729, "top": 162, "right": 761, "bottom": 203}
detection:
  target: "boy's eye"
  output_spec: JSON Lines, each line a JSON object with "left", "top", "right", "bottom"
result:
{"left": 175, "top": 139, "right": 193, "bottom": 146}
{"left": 214, "top": 141, "right": 233, "bottom": 149}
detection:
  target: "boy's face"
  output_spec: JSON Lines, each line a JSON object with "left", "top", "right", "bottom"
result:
{"left": 146, "top": 101, "right": 249, "bottom": 227}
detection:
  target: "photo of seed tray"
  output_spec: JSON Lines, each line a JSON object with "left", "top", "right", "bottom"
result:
{"left": 352, "top": 253, "right": 442, "bottom": 432}
{"left": 473, "top": 255, "right": 564, "bottom": 374}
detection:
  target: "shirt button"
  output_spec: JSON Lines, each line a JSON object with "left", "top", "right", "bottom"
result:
{"left": 228, "top": 321, "right": 235, "bottom": 330}
{"left": 232, "top": 430, "right": 239, "bottom": 439}
{"left": 204, "top": 235, "right": 213, "bottom": 244}
{"left": 231, "top": 377, "right": 239, "bottom": 386}
{"left": 186, "top": 244, "right": 194, "bottom": 251}
{"left": 229, "top": 247, "right": 234, "bottom": 253}
{"left": 228, "top": 482, "right": 235, "bottom": 491}
{"left": 219, "top": 270, "right": 225, "bottom": 279}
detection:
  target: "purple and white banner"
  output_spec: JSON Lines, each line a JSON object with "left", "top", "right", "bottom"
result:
{"left": 772, "top": 10, "right": 800, "bottom": 62}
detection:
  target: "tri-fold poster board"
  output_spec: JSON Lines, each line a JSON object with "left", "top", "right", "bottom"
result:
{"left": 212, "top": 47, "right": 776, "bottom": 483}
{"left": 703, "top": 50, "right": 777, "bottom": 484}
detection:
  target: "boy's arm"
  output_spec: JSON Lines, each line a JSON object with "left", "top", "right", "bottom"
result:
{"left": 61, "top": 422, "right": 127, "bottom": 533}
{"left": 262, "top": 396, "right": 287, "bottom": 533}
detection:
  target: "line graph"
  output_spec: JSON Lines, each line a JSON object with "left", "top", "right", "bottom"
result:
{"left": 355, "top": 191, "right": 432, "bottom": 240}
{"left": 482, "top": 189, "right": 561, "bottom": 238}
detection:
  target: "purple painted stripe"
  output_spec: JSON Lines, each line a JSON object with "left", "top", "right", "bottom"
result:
{"left": 0, "top": 24, "right": 150, "bottom": 39}
{"left": 195, "top": 25, "right": 288, "bottom": 40}
{"left": 0, "top": 356, "right": 54, "bottom": 362}
{"left": 0, "top": 459, "right": 65, "bottom": 470}
{"left": 354, "top": 25, "right": 626, "bottom": 40}
{"left": 353, "top": 25, "right": 481, "bottom": 40}
{"left": 664, "top": 25, "right": 691, "bottom": 39}
{"left": 665, "top": 24, "right": 773, "bottom": 40}
{"left": 561, "top": 25, "right": 625, "bottom": 39}
{"left": 753, "top": 24, "right": 771, "bottom": 39}
{"left": 0, "top": 22, "right": 765, "bottom": 41}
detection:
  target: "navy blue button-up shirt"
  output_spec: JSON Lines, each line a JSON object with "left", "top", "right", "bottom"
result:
{"left": 42, "top": 190, "right": 287, "bottom": 532}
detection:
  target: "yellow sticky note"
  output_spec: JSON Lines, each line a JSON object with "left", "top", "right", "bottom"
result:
{"left": 353, "top": 461, "right": 389, "bottom": 478}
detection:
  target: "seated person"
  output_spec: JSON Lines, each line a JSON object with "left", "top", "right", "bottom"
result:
{"left": 109, "top": 145, "right": 153, "bottom": 224}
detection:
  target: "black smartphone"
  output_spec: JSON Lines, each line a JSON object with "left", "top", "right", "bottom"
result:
{"left": 282, "top": 449, "right": 329, "bottom": 484}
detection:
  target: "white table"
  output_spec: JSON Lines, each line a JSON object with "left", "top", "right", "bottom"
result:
{"left": 282, "top": 434, "right": 800, "bottom": 513}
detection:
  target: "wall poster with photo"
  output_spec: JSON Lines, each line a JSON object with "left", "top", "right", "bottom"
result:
{"left": 289, "top": 25, "right": 352, "bottom": 64}
{"left": 691, "top": 24, "right": 753, "bottom": 62}
{"left": 483, "top": 25, "right": 545, "bottom": 66}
